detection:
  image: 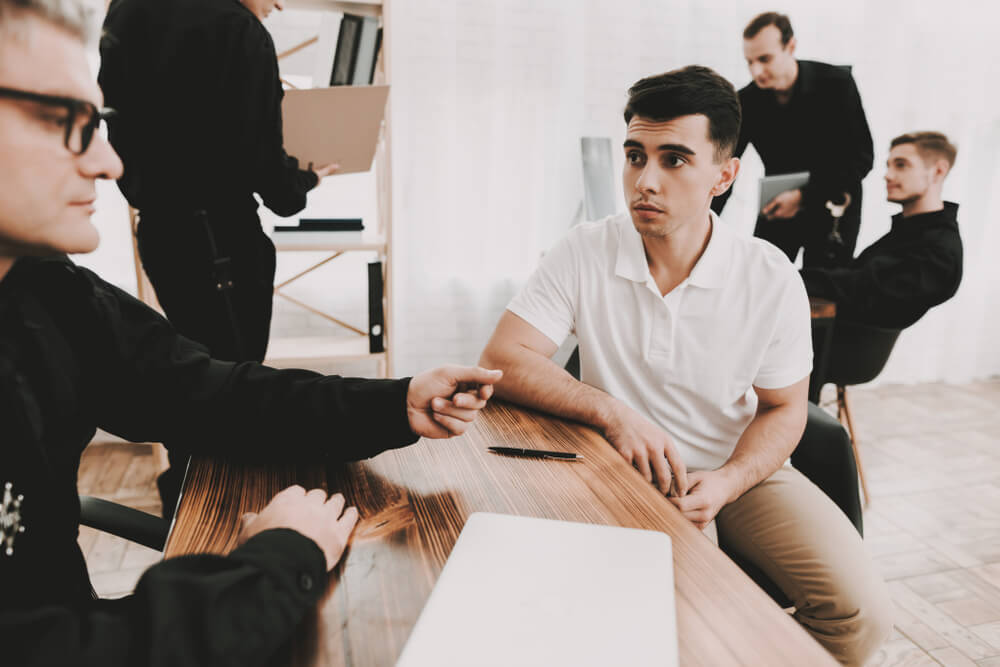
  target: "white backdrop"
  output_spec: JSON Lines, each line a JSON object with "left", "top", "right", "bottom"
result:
{"left": 83, "top": 0, "right": 1000, "bottom": 385}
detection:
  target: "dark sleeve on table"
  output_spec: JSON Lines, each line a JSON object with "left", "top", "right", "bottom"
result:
{"left": 230, "top": 17, "right": 318, "bottom": 217}
{"left": 710, "top": 87, "right": 751, "bottom": 215}
{"left": 799, "top": 241, "right": 962, "bottom": 326}
{"left": 2, "top": 529, "right": 325, "bottom": 667}
{"left": 799, "top": 73, "right": 873, "bottom": 208}
{"left": 85, "top": 270, "right": 417, "bottom": 461}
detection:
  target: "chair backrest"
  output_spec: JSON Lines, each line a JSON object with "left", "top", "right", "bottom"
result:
{"left": 825, "top": 319, "right": 902, "bottom": 387}
{"left": 581, "top": 137, "right": 617, "bottom": 221}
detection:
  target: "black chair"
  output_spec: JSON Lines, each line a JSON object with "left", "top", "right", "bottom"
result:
{"left": 819, "top": 319, "right": 903, "bottom": 507}
{"left": 79, "top": 496, "right": 169, "bottom": 552}
{"left": 720, "top": 402, "right": 863, "bottom": 607}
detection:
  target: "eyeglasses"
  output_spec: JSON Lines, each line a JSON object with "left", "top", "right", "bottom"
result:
{"left": 0, "top": 86, "right": 116, "bottom": 155}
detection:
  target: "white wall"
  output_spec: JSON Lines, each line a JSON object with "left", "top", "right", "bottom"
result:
{"left": 85, "top": 0, "right": 1000, "bottom": 384}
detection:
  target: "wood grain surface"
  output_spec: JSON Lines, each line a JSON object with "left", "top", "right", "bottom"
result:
{"left": 166, "top": 401, "right": 835, "bottom": 666}
{"left": 810, "top": 296, "right": 837, "bottom": 319}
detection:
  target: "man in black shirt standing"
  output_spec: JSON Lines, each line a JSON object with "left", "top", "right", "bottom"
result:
{"left": 712, "top": 11, "right": 874, "bottom": 268}
{"left": 0, "top": 1, "right": 502, "bottom": 662}
{"left": 99, "top": 0, "right": 331, "bottom": 363}
{"left": 801, "top": 132, "right": 963, "bottom": 328}
{"left": 99, "top": 0, "right": 342, "bottom": 514}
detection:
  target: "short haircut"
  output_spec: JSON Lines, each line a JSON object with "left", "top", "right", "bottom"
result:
{"left": 624, "top": 65, "right": 741, "bottom": 162}
{"left": 891, "top": 131, "right": 958, "bottom": 170}
{"left": 743, "top": 11, "right": 794, "bottom": 46}
{"left": 0, "top": 0, "right": 95, "bottom": 43}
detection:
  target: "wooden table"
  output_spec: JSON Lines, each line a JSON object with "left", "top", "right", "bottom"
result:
{"left": 166, "top": 401, "right": 836, "bottom": 666}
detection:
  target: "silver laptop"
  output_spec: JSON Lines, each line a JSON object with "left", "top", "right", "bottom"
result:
{"left": 396, "top": 512, "right": 678, "bottom": 667}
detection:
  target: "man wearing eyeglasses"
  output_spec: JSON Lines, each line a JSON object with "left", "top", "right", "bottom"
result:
{"left": 0, "top": 0, "right": 501, "bottom": 663}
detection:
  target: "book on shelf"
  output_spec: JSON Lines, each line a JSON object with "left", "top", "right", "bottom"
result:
{"left": 330, "top": 13, "right": 381, "bottom": 86}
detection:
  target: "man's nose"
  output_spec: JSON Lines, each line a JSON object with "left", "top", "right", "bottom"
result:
{"left": 79, "top": 133, "right": 124, "bottom": 181}
{"left": 275, "top": 0, "right": 284, "bottom": 10}
{"left": 635, "top": 165, "right": 660, "bottom": 193}
{"left": 749, "top": 62, "right": 763, "bottom": 79}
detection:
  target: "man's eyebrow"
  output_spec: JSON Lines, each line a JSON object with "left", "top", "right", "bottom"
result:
{"left": 623, "top": 139, "right": 696, "bottom": 155}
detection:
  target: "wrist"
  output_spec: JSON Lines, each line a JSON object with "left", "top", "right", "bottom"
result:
{"left": 715, "top": 464, "right": 748, "bottom": 504}
{"left": 590, "top": 394, "right": 621, "bottom": 433}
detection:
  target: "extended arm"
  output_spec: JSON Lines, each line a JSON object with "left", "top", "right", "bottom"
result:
{"left": 800, "top": 241, "right": 962, "bottom": 326}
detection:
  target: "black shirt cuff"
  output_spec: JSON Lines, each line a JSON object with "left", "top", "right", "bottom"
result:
{"left": 229, "top": 528, "right": 329, "bottom": 605}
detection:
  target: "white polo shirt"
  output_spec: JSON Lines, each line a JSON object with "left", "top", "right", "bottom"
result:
{"left": 507, "top": 212, "right": 812, "bottom": 471}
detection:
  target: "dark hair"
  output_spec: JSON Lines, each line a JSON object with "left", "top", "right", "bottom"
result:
{"left": 743, "top": 11, "right": 794, "bottom": 46}
{"left": 623, "top": 65, "right": 741, "bottom": 162}
{"left": 891, "top": 131, "right": 958, "bottom": 170}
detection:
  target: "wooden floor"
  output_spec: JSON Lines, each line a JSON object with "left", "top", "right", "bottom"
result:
{"left": 77, "top": 379, "right": 1000, "bottom": 665}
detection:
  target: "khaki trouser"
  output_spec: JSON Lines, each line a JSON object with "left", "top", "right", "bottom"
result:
{"left": 716, "top": 467, "right": 894, "bottom": 666}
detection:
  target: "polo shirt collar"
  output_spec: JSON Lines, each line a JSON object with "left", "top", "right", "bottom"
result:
{"left": 615, "top": 211, "right": 732, "bottom": 289}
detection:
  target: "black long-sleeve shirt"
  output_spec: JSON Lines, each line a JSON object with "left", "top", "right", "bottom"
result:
{"left": 99, "top": 0, "right": 318, "bottom": 216}
{"left": 800, "top": 202, "right": 963, "bottom": 328}
{"left": 712, "top": 60, "right": 874, "bottom": 216}
{"left": 0, "top": 256, "right": 418, "bottom": 665}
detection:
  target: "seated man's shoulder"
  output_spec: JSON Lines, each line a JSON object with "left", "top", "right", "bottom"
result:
{"left": 560, "top": 214, "right": 627, "bottom": 256}
{"left": 736, "top": 233, "right": 802, "bottom": 281}
{"left": 10, "top": 257, "right": 116, "bottom": 306}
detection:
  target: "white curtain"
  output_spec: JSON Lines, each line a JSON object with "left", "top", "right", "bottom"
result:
{"left": 388, "top": 0, "right": 1000, "bottom": 384}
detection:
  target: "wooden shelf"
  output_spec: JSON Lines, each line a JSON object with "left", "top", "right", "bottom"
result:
{"left": 272, "top": 230, "right": 386, "bottom": 252}
{"left": 285, "top": 0, "right": 382, "bottom": 16}
{"left": 265, "top": 336, "right": 383, "bottom": 365}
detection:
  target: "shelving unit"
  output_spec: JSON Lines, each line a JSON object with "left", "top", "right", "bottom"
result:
{"left": 266, "top": 0, "right": 394, "bottom": 377}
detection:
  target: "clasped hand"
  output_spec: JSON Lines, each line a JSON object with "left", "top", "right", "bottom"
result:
{"left": 605, "top": 405, "right": 737, "bottom": 529}
{"left": 406, "top": 365, "right": 503, "bottom": 438}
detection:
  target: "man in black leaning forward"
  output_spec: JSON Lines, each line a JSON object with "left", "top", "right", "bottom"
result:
{"left": 801, "top": 131, "right": 963, "bottom": 328}
{"left": 712, "top": 11, "right": 874, "bottom": 268}
{"left": 0, "top": 1, "right": 501, "bottom": 662}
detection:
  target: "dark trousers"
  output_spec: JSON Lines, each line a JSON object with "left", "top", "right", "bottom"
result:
{"left": 754, "top": 194, "right": 862, "bottom": 269}
{"left": 137, "top": 210, "right": 276, "bottom": 362}
{"left": 137, "top": 209, "right": 277, "bottom": 517}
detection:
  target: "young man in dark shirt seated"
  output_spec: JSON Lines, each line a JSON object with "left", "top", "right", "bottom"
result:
{"left": 0, "top": 1, "right": 501, "bottom": 663}
{"left": 801, "top": 132, "right": 963, "bottom": 328}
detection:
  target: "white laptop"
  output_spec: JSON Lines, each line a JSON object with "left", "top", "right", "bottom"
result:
{"left": 395, "top": 513, "right": 678, "bottom": 667}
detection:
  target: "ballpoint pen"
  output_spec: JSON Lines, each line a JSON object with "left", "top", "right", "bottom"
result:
{"left": 487, "top": 446, "right": 583, "bottom": 461}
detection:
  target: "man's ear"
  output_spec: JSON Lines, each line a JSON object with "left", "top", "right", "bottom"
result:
{"left": 933, "top": 158, "right": 950, "bottom": 185}
{"left": 711, "top": 157, "right": 740, "bottom": 197}
{"left": 786, "top": 36, "right": 797, "bottom": 56}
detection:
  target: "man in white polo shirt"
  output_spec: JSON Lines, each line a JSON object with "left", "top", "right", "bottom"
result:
{"left": 479, "top": 66, "right": 891, "bottom": 666}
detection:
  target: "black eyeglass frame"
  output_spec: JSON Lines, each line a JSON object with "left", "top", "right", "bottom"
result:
{"left": 0, "top": 86, "right": 116, "bottom": 155}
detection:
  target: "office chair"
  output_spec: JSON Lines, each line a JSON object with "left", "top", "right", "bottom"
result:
{"left": 820, "top": 319, "right": 903, "bottom": 508}
{"left": 79, "top": 496, "right": 169, "bottom": 552}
